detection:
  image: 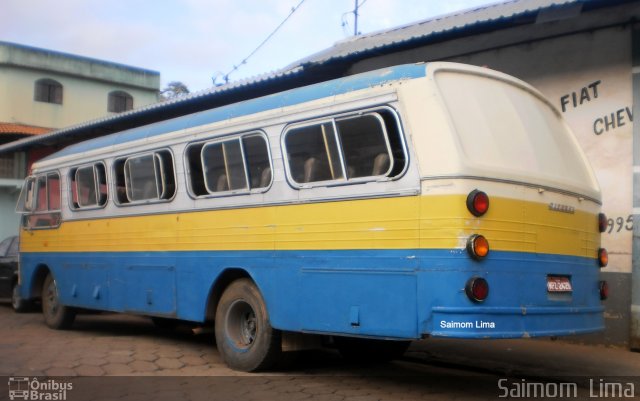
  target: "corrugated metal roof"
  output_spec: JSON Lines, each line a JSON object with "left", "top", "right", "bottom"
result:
{"left": 290, "top": 0, "right": 602, "bottom": 67}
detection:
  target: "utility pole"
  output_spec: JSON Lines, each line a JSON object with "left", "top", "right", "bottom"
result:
{"left": 354, "top": 0, "right": 359, "bottom": 36}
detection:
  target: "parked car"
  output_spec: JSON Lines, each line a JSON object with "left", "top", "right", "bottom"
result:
{"left": 0, "top": 235, "right": 29, "bottom": 312}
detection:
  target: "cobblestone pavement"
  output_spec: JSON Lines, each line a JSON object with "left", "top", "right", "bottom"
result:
{"left": 0, "top": 302, "right": 638, "bottom": 401}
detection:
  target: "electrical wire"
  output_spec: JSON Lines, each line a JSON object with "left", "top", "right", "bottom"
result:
{"left": 221, "top": 0, "right": 308, "bottom": 83}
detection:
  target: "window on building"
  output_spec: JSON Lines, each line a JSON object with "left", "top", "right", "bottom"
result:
{"left": 186, "top": 133, "right": 272, "bottom": 197}
{"left": 108, "top": 91, "right": 133, "bottom": 113}
{"left": 69, "top": 163, "right": 108, "bottom": 209}
{"left": 34, "top": 79, "right": 63, "bottom": 104}
{"left": 113, "top": 150, "right": 175, "bottom": 204}
{"left": 283, "top": 108, "right": 406, "bottom": 187}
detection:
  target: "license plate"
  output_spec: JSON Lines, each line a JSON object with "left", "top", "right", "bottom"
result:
{"left": 547, "top": 276, "right": 572, "bottom": 293}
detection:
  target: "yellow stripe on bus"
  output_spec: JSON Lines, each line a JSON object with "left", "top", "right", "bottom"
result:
{"left": 20, "top": 195, "right": 599, "bottom": 258}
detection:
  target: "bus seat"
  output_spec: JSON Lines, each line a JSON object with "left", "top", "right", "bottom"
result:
{"left": 372, "top": 153, "right": 390, "bottom": 176}
{"left": 216, "top": 174, "right": 229, "bottom": 191}
{"left": 303, "top": 157, "right": 317, "bottom": 183}
{"left": 259, "top": 167, "right": 271, "bottom": 188}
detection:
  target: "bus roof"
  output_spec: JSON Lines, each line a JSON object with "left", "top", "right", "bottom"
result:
{"left": 40, "top": 63, "right": 428, "bottom": 164}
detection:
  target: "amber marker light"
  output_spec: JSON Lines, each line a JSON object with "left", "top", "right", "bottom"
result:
{"left": 598, "top": 213, "right": 607, "bottom": 233}
{"left": 598, "top": 248, "right": 608, "bottom": 268}
{"left": 599, "top": 281, "right": 609, "bottom": 301}
{"left": 467, "top": 234, "right": 489, "bottom": 260}
{"left": 467, "top": 190, "right": 489, "bottom": 217}
{"left": 465, "top": 277, "right": 489, "bottom": 302}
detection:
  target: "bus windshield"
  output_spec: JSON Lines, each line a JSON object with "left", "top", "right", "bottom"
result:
{"left": 435, "top": 70, "right": 598, "bottom": 197}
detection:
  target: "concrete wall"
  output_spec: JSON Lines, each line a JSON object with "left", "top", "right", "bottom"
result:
{"left": 346, "top": 6, "right": 637, "bottom": 346}
{"left": 0, "top": 65, "right": 159, "bottom": 129}
{"left": 0, "top": 42, "right": 160, "bottom": 129}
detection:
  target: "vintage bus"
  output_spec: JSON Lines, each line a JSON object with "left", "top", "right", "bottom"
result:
{"left": 15, "top": 62, "right": 608, "bottom": 371}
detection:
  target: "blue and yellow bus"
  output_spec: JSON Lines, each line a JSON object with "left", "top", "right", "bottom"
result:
{"left": 15, "top": 62, "right": 608, "bottom": 371}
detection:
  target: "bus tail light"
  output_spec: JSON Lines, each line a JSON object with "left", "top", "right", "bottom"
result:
{"left": 599, "top": 281, "right": 609, "bottom": 301}
{"left": 466, "top": 277, "right": 489, "bottom": 302}
{"left": 598, "top": 213, "right": 607, "bottom": 233}
{"left": 467, "top": 190, "right": 489, "bottom": 217}
{"left": 598, "top": 248, "right": 608, "bottom": 268}
{"left": 467, "top": 234, "right": 489, "bottom": 260}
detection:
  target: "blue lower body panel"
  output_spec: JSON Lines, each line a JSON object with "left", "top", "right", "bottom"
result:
{"left": 19, "top": 249, "right": 604, "bottom": 339}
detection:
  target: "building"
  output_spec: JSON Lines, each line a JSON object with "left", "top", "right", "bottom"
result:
{"left": 0, "top": 0, "right": 638, "bottom": 348}
{"left": 0, "top": 41, "right": 160, "bottom": 240}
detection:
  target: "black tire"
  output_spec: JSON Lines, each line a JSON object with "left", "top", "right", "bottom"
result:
{"left": 11, "top": 281, "right": 31, "bottom": 313}
{"left": 151, "top": 316, "right": 180, "bottom": 330}
{"left": 215, "top": 278, "right": 281, "bottom": 371}
{"left": 41, "top": 273, "right": 76, "bottom": 329}
{"left": 335, "top": 337, "right": 410, "bottom": 362}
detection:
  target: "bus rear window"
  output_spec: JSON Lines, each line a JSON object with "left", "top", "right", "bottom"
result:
{"left": 435, "top": 71, "right": 597, "bottom": 192}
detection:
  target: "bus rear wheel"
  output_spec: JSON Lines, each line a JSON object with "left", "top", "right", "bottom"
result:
{"left": 42, "top": 273, "right": 76, "bottom": 329}
{"left": 214, "top": 279, "right": 281, "bottom": 371}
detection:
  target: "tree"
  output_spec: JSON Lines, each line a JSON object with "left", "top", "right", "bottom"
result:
{"left": 161, "top": 81, "right": 190, "bottom": 101}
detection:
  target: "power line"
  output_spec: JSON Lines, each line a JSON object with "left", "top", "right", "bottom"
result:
{"left": 344, "top": 0, "right": 370, "bottom": 36}
{"left": 218, "top": 0, "right": 308, "bottom": 84}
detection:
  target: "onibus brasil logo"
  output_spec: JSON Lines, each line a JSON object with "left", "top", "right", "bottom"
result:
{"left": 8, "top": 377, "right": 72, "bottom": 400}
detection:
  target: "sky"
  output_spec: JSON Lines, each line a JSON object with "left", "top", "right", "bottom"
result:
{"left": 2, "top": 0, "right": 500, "bottom": 93}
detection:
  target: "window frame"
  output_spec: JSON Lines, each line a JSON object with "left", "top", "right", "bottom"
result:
{"left": 17, "top": 171, "right": 62, "bottom": 230}
{"left": 281, "top": 106, "right": 407, "bottom": 189}
{"left": 34, "top": 78, "right": 63, "bottom": 105}
{"left": 185, "top": 131, "right": 273, "bottom": 199}
{"left": 113, "top": 149, "right": 177, "bottom": 206}
{"left": 69, "top": 162, "right": 108, "bottom": 211}
{"left": 108, "top": 90, "right": 134, "bottom": 113}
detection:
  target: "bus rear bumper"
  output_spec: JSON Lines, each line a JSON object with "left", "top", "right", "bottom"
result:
{"left": 427, "top": 305, "right": 605, "bottom": 338}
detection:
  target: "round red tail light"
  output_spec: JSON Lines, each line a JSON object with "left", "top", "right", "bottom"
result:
{"left": 598, "top": 213, "right": 607, "bottom": 233}
{"left": 599, "top": 280, "right": 609, "bottom": 301}
{"left": 467, "top": 234, "right": 489, "bottom": 260}
{"left": 598, "top": 248, "right": 608, "bottom": 268}
{"left": 467, "top": 190, "right": 489, "bottom": 217}
{"left": 466, "top": 277, "right": 489, "bottom": 302}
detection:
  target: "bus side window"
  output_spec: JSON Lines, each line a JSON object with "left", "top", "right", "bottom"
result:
{"left": 20, "top": 172, "right": 61, "bottom": 229}
{"left": 242, "top": 134, "right": 271, "bottom": 189}
{"left": 70, "top": 163, "right": 108, "bottom": 209}
{"left": 114, "top": 150, "right": 176, "bottom": 204}
{"left": 336, "top": 114, "right": 393, "bottom": 178}
{"left": 284, "top": 122, "right": 344, "bottom": 184}
{"left": 186, "top": 132, "right": 272, "bottom": 197}
{"left": 283, "top": 108, "right": 406, "bottom": 187}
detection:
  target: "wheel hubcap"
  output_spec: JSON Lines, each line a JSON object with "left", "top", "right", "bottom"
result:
{"left": 226, "top": 300, "right": 257, "bottom": 349}
{"left": 45, "top": 279, "right": 59, "bottom": 317}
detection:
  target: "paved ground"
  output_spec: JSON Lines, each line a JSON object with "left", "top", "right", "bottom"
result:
{"left": 0, "top": 302, "right": 638, "bottom": 400}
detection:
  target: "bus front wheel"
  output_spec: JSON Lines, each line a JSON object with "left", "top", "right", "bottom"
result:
{"left": 42, "top": 273, "right": 76, "bottom": 329}
{"left": 214, "top": 278, "right": 281, "bottom": 371}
